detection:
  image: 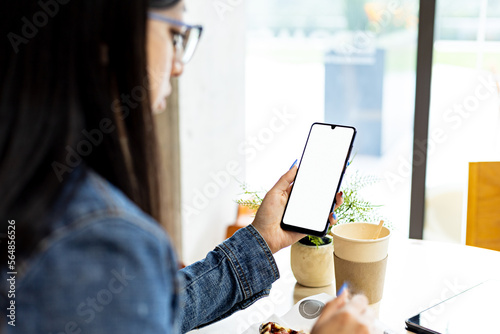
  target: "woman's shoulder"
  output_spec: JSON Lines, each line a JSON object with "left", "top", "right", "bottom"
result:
{"left": 50, "top": 167, "right": 165, "bottom": 237}
{"left": 11, "top": 168, "right": 180, "bottom": 333}
{"left": 23, "top": 166, "right": 175, "bottom": 279}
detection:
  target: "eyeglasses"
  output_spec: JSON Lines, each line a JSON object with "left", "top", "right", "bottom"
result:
{"left": 148, "top": 12, "right": 203, "bottom": 64}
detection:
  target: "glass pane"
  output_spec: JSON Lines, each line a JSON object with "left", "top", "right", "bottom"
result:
{"left": 245, "top": 0, "right": 419, "bottom": 236}
{"left": 486, "top": 1, "right": 500, "bottom": 41}
{"left": 424, "top": 0, "right": 500, "bottom": 243}
{"left": 435, "top": 1, "right": 480, "bottom": 41}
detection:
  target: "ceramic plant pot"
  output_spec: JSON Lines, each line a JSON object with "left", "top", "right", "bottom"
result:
{"left": 290, "top": 236, "right": 334, "bottom": 287}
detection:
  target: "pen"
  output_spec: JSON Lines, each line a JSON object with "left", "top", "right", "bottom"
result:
{"left": 336, "top": 282, "right": 348, "bottom": 296}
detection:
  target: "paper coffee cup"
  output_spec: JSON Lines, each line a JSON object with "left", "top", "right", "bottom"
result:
{"left": 332, "top": 223, "right": 390, "bottom": 304}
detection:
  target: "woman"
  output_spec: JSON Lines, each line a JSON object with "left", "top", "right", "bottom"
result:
{"left": 0, "top": 0, "right": 376, "bottom": 333}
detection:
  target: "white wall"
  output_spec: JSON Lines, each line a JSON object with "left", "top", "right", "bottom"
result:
{"left": 179, "top": 0, "right": 246, "bottom": 264}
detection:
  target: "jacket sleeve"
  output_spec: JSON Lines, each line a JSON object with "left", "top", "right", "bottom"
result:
{"left": 178, "top": 225, "right": 280, "bottom": 333}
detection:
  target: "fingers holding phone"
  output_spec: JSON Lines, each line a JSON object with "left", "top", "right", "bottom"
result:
{"left": 251, "top": 165, "right": 304, "bottom": 253}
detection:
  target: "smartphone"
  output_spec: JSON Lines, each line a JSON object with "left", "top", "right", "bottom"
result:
{"left": 281, "top": 123, "right": 356, "bottom": 237}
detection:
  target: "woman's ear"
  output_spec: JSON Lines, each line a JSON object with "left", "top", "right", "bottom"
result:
{"left": 171, "top": 60, "right": 184, "bottom": 77}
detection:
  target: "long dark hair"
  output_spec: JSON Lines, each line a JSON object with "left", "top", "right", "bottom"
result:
{"left": 0, "top": 0, "right": 160, "bottom": 265}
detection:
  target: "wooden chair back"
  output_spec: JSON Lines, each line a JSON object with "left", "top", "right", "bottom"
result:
{"left": 466, "top": 161, "right": 500, "bottom": 251}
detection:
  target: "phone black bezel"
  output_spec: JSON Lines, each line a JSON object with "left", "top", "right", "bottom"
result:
{"left": 280, "top": 122, "right": 356, "bottom": 237}
{"left": 405, "top": 317, "right": 441, "bottom": 334}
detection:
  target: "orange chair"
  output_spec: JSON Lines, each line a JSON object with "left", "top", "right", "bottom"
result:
{"left": 466, "top": 161, "right": 500, "bottom": 251}
{"left": 226, "top": 205, "right": 257, "bottom": 239}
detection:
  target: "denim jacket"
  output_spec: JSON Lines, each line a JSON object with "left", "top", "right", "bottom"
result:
{"left": 1, "top": 167, "right": 279, "bottom": 333}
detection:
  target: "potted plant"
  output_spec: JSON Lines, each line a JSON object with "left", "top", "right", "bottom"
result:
{"left": 237, "top": 168, "right": 385, "bottom": 287}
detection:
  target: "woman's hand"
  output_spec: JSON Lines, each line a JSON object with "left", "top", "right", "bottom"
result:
{"left": 311, "top": 291, "right": 376, "bottom": 334}
{"left": 251, "top": 164, "right": 343, "bottom": 254}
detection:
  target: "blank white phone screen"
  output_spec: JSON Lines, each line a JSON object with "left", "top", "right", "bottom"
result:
{"left": 283, "top": 125, "right": 354, "bottom": 233}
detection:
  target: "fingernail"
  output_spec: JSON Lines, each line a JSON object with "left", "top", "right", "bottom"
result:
{"left": 340, "top": 191, "right": 343, "bottom": 198}
{"left": 332, "top": 212, "right": 337, "bottom": 220}
{"left": 289, "top": 159, "right": 298, "bottom": 170}
{"left": 346, "top": 161, "right": 350, "bottom": 167}
{"left": 337, "top": 282, "right": 348, "bottom": 296}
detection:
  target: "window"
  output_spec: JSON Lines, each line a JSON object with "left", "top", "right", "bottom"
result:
{"left": 423, "top": 0, "right": 500, "bottom": 243}
{"left": 245, "top": 0, "right": 420, "bottom": 235}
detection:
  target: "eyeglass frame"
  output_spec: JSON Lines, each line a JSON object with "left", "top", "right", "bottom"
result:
{"left": 147, "top": 12, "right": 203, "bottom": 64}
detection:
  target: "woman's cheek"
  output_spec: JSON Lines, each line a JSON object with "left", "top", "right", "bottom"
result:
{"left": 149, "top": 44, "right": 174, "bottom": 112}
{"left": 154, "top": 55, "right": 173, "bottom": 111}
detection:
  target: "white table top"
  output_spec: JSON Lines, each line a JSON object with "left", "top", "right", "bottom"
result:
{"left": 189, "top": 237, "right": 500, "bottom": 334}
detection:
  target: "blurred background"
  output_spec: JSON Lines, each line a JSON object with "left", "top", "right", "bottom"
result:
{"left": 176, "top": 0, "right": 500, "bottom": 264}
